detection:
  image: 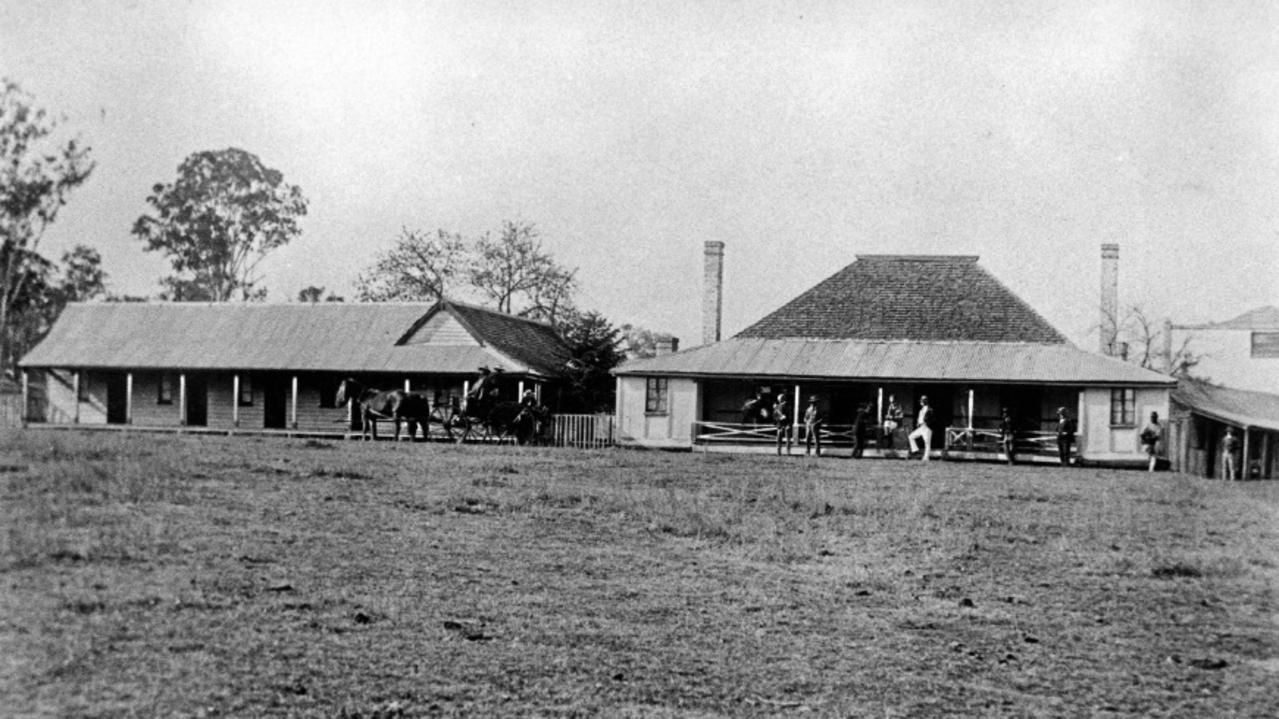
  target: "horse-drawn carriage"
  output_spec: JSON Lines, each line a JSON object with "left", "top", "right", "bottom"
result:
{"left": 335, "top": 368, "right": 550, "bottom": 445}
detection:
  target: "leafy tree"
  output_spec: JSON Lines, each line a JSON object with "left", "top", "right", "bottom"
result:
{"left": 619, "top": 323, "right": 676, "bottom": 360}
{"left": 470, "top": 221, "right": 577, "bottom": 325}
{"left": 355, "top": 228, "right": 469, "bottom": 302}
{"left": 0, "top": 78, "right": 95, "bottom": 369}
{"left": 558, "top": 310, "right": 623, "bottom": 413}
{"left": 133, "top": 147, "right": 307, "bottom": 302}
{"left": 3, "top": 243, "right": 106, "bottom": 366}
{"left": 298, "top": 285, "right": 345, "bottom": 303}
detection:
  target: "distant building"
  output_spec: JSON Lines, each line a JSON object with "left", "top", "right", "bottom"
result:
{"left": 18, "top": 300, "right": 570, "bottom": 434}
{"left": 1169, "top": 306, "right": 1279, "bottom": 394}
{"left": 614, "top": 253, "right": 1174, "bottom": 465}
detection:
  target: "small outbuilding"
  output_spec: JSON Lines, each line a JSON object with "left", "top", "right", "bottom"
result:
{"left": 18, "top": 300, "right": 571, "bottom": 435}
{"left": 1169, "top": 379, "right": 1279, "bottom": 479}
{"left": 614, "top": 254, "right": 1175, "bottom": 464}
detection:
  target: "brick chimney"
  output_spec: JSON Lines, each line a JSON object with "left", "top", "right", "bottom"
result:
{"left": 703, "top": 241, "right": 724, "bottom": 346}
{"left": 654, "top": 337, "right": 679, "bottom": 356}
{"left": 1100, "top": 243, "right": 1119, "bottom": 355}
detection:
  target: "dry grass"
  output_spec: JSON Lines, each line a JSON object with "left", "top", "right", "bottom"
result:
{"left": 2, "top": 429, "right": 1277, "bottom": 717}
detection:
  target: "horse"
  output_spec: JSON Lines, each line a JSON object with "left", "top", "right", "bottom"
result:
{"left": 335, "top": 378, "right": 433, "bottom": 442}
{"left": 447, "top": 368, "right": 548, "bottom": 445}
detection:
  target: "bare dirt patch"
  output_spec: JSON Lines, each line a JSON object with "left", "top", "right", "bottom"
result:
{"left": 2, "top": 430, "right": 1277, "bottom": 716}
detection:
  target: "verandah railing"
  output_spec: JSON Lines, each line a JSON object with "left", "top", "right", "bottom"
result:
{"left": 693, "top": 422, "right": 1064, "bottom": 457}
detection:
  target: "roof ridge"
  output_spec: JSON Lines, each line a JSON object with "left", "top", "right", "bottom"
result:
{"left": 854, "top": 254, "right": 980, "bottom": 262}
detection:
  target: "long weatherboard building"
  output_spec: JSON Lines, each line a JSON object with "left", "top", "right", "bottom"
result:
{"left": 614, "top": 253, "right": 1175, "bottom": 464}
{"left": 18, "top": 300, "right": 571, "bottom": 434}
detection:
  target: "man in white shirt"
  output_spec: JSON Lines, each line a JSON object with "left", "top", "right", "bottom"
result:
{"left": 908, "top": 395, "right": 933, "bottom": 461}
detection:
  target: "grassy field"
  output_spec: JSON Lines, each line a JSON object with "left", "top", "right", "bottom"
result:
{"left": 2, "top": 430, "right": 1277, "bottom": 717}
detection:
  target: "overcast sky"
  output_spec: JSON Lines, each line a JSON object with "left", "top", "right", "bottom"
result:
{"left": 3, "top": 1, "right": 1276, "bottom": 347}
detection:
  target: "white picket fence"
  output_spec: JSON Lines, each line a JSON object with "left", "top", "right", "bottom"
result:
{"left": 550, "top": 413, "right": 615, "bottom": 448}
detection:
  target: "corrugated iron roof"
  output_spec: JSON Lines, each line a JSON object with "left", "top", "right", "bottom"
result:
{"left": 1172, "top": 379, "right": 1279, "bottom": 431}
{"left": 19, "top": 301, "right": 571, "bottom": 377}
{"left": 737, "top": 255, "right": 1067, "bottom": 343}
{"left": 614, "top": 338, "right": 1175, "bottom": 386}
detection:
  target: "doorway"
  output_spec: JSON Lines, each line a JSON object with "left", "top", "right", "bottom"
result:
{"left": 105, "top": 373, "right": 128, "bottom": 425}
{"left": 263, "top": 377, "right": 288, "bottom": 429}
{"left": 185, "top": 375, "right": 207, "bottom": 427}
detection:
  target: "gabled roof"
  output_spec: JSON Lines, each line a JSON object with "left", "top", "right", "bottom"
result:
{"left": 19, "top": 301, "right": 571, "bottom": 378}
{"left": 737, "top": 255, "right": 1067, "bottom": 343}
{"left": 614, "top": 338, "right": 1175, "bottom": 386}
{"left": 1172, "top": 379, "right": 1279, "bottom": 432}
{"left": 444, "top": 301, "right": 573, "bottom": 376}
{"left": 1176, "top": 305, "right": 1279, "bottom": 331}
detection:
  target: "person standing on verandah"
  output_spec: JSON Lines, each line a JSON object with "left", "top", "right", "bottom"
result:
{"left": 882, "top": 394, "right": 904, "bottom": 450}
{"left": 999, "top": 407, "right": 1017, "bottom": 466}
{"left": 850, "top": 403, "right": 870, "bottom": 459}
{"left": 1222, "top": 426, "right": 1241, "bottom": 480}
{"left": 907, "top": 395, "right": 934, "bottom": 461}
{"left": 1056, "top": 407, "right": 1076, "bottom": 467}
{"left": 803, "top": 395, "right": 823, "bottom": 457}
{"left": 773, "top": 391, "right": 793, "bottom": 456}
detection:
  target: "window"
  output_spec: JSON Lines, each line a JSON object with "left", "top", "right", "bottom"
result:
{"left": 645, "top": 377, "right": 669, "bottom": 414}
{"left": 1109, "top": 388, "right": 1135, "bottom": 426}
{"left": 1251, "top": 331, "right": 1279, "bottom": 358}
{"left": 157, "top": 373, "right": 173, "bottom": 405}
{"left": 238, "top": 375, "right": 253, "bottom": 406}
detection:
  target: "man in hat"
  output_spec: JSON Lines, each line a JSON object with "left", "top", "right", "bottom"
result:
{"left": 1056, "top": 407, "right": 1076, "bottom": 466}
{"left": 851, "top": 402, "right": 870, "bottom": 459}
{"left": 907, "top": 395, "right": 934, "bottom": 461}
{"left": 999, "top": 407, "right": 1017, "bottom": 465}
{"left": 773, "top": 391, "right": 793, "bottom": 455}
{"left": 803, "top": 395, "right": 823, "bottom": 456}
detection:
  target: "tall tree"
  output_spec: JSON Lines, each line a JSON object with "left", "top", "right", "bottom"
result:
{"left": 133, "top": 147, "right": 307, "bottom": 301}
{"left": 3, "top": 244, "right": 106, "bottom": 366}
{"left": 558, "top": 310, "right": 624, "bottom": 413}
{"left": 0, "top": 79, "right": 95, "bottom": 370}
{"left": 469, "top": 221, "right": 577, "bottom": 325}
{"left": 355, "top": 227, "right": 469, "bottom": 301}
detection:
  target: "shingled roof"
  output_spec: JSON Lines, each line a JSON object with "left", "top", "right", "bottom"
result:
{"left": 19, "top": 301, "right": 571, "bottom": 378}
{"left": 736, "top": 255, "right": 1066, "bottom": 343}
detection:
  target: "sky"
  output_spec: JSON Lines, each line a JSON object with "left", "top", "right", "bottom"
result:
{"left": 2, "top": 0, "right": 1277, "bottom": 348}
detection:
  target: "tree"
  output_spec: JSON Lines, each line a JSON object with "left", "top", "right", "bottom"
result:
{"left": 3, "top": 243, "right": 106, "bottom": 367}
{"left": 298, "top": 285, "right": 345, "bottom": 303}
{"left": 558, "top": 310, "right": 624, "bottom": 413}
{"left": 619, "top": 323, "right": 675, "bottom": 360}
{"left": 0, "top": 78, "right": 95, "bottom": 370}
{"left": 1106, "top": 304, "right": 1202, "bottom": 377}
{"left": 133, "top": 147, "right": 307, "bottom": 302}
{"left": 470, "top": 221, "right": 577, "bottom": 325}
{"left": 354, "top": 228, "right": 469, "bottom": 302}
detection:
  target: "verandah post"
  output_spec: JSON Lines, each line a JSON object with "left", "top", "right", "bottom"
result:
{"left": 21, "top": 369, "right": 28, "bottom": 426}
{"left": 232, "top": 374, "right": 241, "bottom": 427}
{"left": 73, "top": 370, "right": 81, "bottom": 424}
{"left": 793, "top": 384, "right": 801, "bottom": 437}
{"left": 1242, "top": 427, "right": 1251, "bottom": 480}
{"left": 290, "top": 375, "right": 299, "bottom": 429}
{"left": 178, "top": 373, "right": 187, "bottom": 426}
{"left": 125, "top": 372, "right": 133, "bottom": 425}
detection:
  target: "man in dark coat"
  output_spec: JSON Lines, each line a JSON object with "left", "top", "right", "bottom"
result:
{"left": 1056, "top": 407, "right": 1076, "bottom": 466}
